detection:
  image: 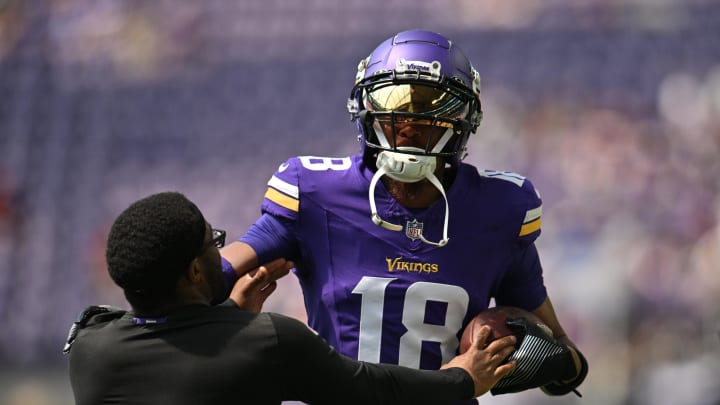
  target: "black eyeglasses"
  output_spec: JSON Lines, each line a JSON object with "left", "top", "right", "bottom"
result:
{"left": 201, "top": 228, "right": 226, "bottom": 251}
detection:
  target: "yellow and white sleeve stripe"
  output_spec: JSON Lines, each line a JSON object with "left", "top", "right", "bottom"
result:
{"left": 519, "top": 205, "right": 542, "bottom": 236}
{"left": 265, "top": 175, "right": 299, "bottom": 212}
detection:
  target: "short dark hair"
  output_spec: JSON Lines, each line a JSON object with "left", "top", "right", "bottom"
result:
{"left": 106, "top": 192, "right": 206, "bottom": 301}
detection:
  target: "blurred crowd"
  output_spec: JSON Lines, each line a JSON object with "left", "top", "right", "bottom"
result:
{"left": 1, "top": 0, "right": 718, "bottom": 404}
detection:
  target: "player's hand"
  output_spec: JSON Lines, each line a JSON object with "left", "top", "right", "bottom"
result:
{"left": 229, "top": 258, "right": 293, "bottom": 312}
{"left": 442, "top": 325, "right": 517, "bottom": 397}
{"left": 556, "top": 336, "right": 582, "bottom": 382}
{"left": 540, "top": 336, "right": 588, "bottom": 397}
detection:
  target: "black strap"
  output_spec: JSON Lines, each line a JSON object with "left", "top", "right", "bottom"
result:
{"left": 63, "top": 305, "right": 125, "bottom": 354}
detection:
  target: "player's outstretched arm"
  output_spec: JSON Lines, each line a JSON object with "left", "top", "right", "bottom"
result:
{"left": 442, "top": 325, "right": 517, "bottom": 397}
{"left": 221, "top": 241, "right": 261, "bottom": 277}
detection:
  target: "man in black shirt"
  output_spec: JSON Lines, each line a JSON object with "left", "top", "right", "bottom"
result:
{"left": 66, "top": 191, "right": 516, "bottom": 405}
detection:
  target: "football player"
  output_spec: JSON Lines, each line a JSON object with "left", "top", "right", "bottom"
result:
{"left": 221, "top": 29, "right": 587, "bottom": 402}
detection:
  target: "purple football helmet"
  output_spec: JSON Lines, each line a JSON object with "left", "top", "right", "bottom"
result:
{"left": 347, "top": 30, "right": 483, "bottom": 167}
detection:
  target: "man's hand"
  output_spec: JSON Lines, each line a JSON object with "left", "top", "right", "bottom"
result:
{"left": 442, "top": 325, "right": 517, "bottom": 397}
{"left": 229, "top": 258, "right": 293, "bottom": 312}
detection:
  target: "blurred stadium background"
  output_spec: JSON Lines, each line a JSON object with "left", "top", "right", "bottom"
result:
{"left": 1, "top": 0, "right": 719, "bottom": 404}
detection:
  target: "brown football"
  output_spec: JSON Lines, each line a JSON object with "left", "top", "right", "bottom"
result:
{"left": 459, "top": 306, "right": 552, "bottom": 353}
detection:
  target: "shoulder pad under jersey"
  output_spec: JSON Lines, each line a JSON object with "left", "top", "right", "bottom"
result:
{"left": 261, "top": 156, "right": 354, "bottom": 220}
{"left": 479, "top": 169, "right": 543, "bottom": 243}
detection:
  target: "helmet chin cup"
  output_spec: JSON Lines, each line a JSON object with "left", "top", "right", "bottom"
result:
{"left": 375, "top": 147, "right": 436, "bottom": 183}
{"left": 368, "top": 147, "right": 450, "bottom": 247}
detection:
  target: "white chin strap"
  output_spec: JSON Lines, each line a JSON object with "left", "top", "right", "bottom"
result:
{"left": 369, "top": 148, "right": 449, "bottom": 247}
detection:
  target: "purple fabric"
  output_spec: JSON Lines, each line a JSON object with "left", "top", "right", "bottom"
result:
{"left": 221, "top": 256, "right": 238, "bottom": 287}
{"left": 242, "top": 154, "right": 547, "bottom": 372}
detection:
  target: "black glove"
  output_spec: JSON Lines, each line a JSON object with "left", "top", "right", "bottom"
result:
{"left": 541, "top": 346, "right": 588, "bottom": 397}
{"left": 490, "top": 317, "right": 578, "bottom": 395}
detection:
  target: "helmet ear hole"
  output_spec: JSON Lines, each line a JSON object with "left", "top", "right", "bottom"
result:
{"left": 456, "top": 120, "right": 471, "bottom": 135}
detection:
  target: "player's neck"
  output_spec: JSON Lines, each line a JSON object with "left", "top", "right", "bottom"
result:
{"left": 382, "top": 170, "right": 445, "bottom": 209}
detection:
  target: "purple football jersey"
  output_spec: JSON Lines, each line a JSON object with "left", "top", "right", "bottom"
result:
{"left": 253, "top": 154, "right": 546, "bottom": 370}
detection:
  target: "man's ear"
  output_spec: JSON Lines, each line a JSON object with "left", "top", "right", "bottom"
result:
{"left": 186, "top": 258, "right": 204, "bottom": 284}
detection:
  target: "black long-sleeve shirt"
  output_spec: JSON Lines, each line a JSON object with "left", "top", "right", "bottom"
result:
{"left": 67, "top": 300, "right": 475, "bottom": 404}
